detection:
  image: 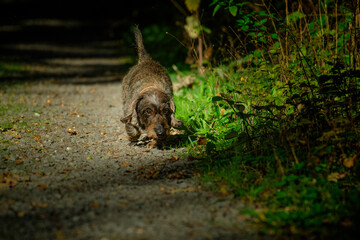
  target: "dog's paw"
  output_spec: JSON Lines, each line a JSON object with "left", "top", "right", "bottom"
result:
{"left": 171, "top": 117, "right": 183, "bottom": 128}
{"left": 146, "top": 140, "right": 158, "bottom": 148}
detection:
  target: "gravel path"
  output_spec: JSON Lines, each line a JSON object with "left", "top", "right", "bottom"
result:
{"left": 0, "top": 33, "right": 265, "bottom": 240}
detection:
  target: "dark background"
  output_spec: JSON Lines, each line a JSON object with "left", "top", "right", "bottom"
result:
{"left": 0, "top": 0, "right": 183, "bottom": 40}
{"left": 0, "top": 0, "right": 194, "bottom": 68}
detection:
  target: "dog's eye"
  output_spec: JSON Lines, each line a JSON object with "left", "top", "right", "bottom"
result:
{"left": 144, "top": 108, "right": 152, "bottom": 116}
{"left": 162, "top": 108, "right": 171, "bottom": 115}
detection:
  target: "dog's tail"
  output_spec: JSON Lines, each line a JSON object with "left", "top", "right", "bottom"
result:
{"left": 134, "top": 25, "right": 151, "bottom": 63}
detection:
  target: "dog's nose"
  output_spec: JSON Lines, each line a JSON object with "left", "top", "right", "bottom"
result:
{"left": 155, "top": 125, "right": 166, "bottom": 139}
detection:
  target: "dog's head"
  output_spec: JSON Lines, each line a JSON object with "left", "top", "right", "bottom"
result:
{"left": 121, "top": 88, "right": 182, "bottom": 141}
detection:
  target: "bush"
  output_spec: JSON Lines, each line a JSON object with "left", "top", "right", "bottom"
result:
{"left": 175, "top": 0, "right": 360, "bottom": 237}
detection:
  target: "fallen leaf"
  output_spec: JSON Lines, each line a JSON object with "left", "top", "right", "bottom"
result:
{"left": 17, "top": 211, "right": 26, "bottom": 217}
{"left": 197, "top": 136, "right": 207, "bottom": 145}
{"left": 135, "top": 228, "right": 144, "bottom": 234}
{"left": 343, "top": 154, "right": 356, "bottom": 168}
{"left": 168, "top": 156, "right": 182, "bottom": 162}
{"left": 59, "top": 169, "right": 70, "bottom": 174}
{"left": 166, "top": 187, "right": 196, "bottom": 194}
{"left": 341, "top": 218, "right": 352, "bottom": 227}
{"left": 219, "top": 184, "right": 228, "bottom": 195}
{"left": 167, "top": 170, "right": 185, "bottom": 179}
{"left": 67, "top": 128, "right": 77, "bottom": 135}
{"left": 290, "top": 225, "right": 298, "bottom": 234}
{"left": 56, "top": 230, "right": 64, "bottom": 240}
{"left": 91, "top": 201, "right": 99, "bottom": 208}
{"left": 123, "top": 162, "right": 134, "bottom": 167}
{"left": 138, "top": 169, "right": 160, "bottom": 179}
{"left": 118, "top": 201, "right": 128, "bottom": 207}
{"left": 35, "top": 172, "right": 47, "bottom": 176}
{"left": 237, "top": 215, "right": 249, "bottom": 221}
{"left": 259, "top": 212, "right": 266, "bottom": 221}
{"left": 37, "top": 184, "right": 47, "bottom": 190}
{"left": 328, "top": 172, "right": 346, "bottom": 182}
{"left": 187, "top": 155, "right": 197, "bottom": 161}
{"left": 149, "top": 170, "right": 159, "bottom": 179}
{"left": 151, "top": 161, "right": 164, "bottom": 166}
{"left": 2, "top": 172, "right": 18, "bottom": 188}
{"left": 38, "top": 203, "right": 48, "bottom": 208}
{"left": 31, "top": 201, "right": 48, "bottom": 208}
{"left": 7, "top": 130, "right": 22, "bottom": 139}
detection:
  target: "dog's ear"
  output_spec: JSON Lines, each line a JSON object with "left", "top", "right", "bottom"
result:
{"left": 120, "top": 97, "right": 141, "bottom": 124}
{"left": 169, "top": 99, "right": 183, "bottom": 128}
{"left": 120, "top": 115, "right": 131, "bottom": 124}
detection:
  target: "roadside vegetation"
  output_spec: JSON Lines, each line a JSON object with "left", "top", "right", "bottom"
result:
{"left": 173, "top": 0, "right": 360, "bottom": 238}
{"left": 1, "top": 0, "right": 359, "bottom": 238}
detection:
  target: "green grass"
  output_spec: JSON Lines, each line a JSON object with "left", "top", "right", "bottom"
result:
{"left": 0, "top": 103, "right": 27, "bottom": 129}
{"left": 0, "top": 88, "right": 40, "bottom": 153}
{"left": 173, "top": 63, "right": 360, "bottom": 238}
{"left": 172, "top": 1, "right": 360, "bottom": 237}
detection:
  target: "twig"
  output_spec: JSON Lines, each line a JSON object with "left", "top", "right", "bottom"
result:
{"left": 273, "top": 147, "right": 285, "bottom": 176}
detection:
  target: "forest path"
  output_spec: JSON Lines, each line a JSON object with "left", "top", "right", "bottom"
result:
{"left": 0, "top": 21, "right": 264, "bottom": 240}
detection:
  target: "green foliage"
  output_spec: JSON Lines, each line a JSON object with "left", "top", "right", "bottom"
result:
{"left": 211, "top": 0, "right": 248, "bottom": 17}
{"left": 124, "top": 25, "right": 187, "bottom": 68}
{"left": 175, "top": 0, "right": 360, "bottom": 238}
{"left": 185, "top": 0, "right": 201, "bottom": 12}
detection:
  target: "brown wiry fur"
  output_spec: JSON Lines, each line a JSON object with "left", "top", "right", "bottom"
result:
{"left": 121, "top": 26, "right": 182, "bottom": 147}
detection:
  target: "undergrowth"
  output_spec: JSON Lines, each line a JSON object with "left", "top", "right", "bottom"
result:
{"left": 174, "top": 0, "right": 360, "bottom": 238}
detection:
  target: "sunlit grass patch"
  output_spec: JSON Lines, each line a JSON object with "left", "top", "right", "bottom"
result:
{"left": 173, "top": 58, "right": 360, "bottom": 237}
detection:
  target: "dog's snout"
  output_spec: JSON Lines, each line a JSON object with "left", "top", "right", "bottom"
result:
{"left": 155, "top": 123, "right": 166, "bottom": 139}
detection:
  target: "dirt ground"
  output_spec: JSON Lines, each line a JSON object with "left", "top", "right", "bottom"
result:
{"left": 0, "top": 21, "right": 268, "bottom": 240}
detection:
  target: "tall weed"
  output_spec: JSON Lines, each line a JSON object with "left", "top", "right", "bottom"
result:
{"left": 175, "top": 0, "right": 360, "bottom": 237}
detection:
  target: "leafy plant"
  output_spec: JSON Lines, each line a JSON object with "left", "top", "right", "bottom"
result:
{"left": 175, "top": 0, "right": 360, "bottom": 238}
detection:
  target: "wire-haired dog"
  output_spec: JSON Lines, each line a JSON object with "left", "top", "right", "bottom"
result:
{"left": 121, "top": 26, "right": 182, "bottom": 147}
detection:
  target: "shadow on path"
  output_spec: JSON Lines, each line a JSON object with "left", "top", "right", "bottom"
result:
{"left": 1, "top": 18, "right": 134, "bottom": 85}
